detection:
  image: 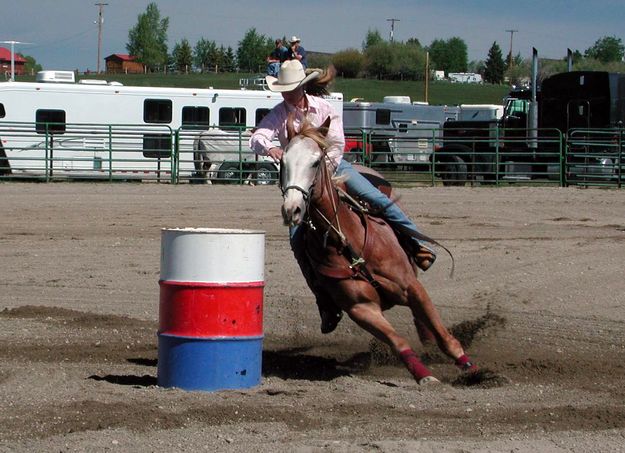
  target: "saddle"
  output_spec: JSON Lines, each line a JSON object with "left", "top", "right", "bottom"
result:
{"left": 304, "top": 165, "right": 435, "bottom": 284}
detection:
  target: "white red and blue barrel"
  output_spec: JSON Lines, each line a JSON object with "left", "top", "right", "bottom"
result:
{"left": 157, "top": 228, "right": 265, "bottom": 391}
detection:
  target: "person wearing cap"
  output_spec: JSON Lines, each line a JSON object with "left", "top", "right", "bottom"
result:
{"left": 250, "top": 60, "right": 436, "bottom": 334}
{"left": 287, "top": 36, "right": 307, "bottom": 69}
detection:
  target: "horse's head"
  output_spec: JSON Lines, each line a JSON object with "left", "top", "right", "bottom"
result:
{"left": 280, "top": 116, "right": 331, "bottom": 226}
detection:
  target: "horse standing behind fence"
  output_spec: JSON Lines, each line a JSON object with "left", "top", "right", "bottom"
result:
{"left": 280, "top": 117, "right": 478, "bottom": 384}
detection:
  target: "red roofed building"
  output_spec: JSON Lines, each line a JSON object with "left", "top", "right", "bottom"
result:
{"left": 0, "top": 47, "right": 27, "bottom": 76}
{"left": 105, "top": 54, "right": 145, "bottom": 74}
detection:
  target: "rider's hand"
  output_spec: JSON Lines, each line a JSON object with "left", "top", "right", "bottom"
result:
{"left": 267, "top": 147, "right": 284, "bottom": 162}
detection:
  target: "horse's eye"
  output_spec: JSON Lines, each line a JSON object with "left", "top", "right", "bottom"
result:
{"left": 311, "top": 159, "right": 321, "bottom": 168}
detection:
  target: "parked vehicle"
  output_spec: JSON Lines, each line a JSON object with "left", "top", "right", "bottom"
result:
{"left": 343, "top": 96, "right": 501, "bottom": 170}
{"left": 438, "top": 61, "right": 625, "bottom": 185}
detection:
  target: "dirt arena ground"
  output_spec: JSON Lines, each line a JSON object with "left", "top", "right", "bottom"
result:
{"left": 1, "top": 183, "right": 624, "bottom": 452}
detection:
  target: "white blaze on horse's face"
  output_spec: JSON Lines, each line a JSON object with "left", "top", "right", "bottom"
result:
{"left": 281, "top": 136, "right": 323, "bottom": 226}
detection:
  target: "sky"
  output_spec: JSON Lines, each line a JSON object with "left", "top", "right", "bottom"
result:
{"left": 2, "top": 0, "right": 625, "bottom": 72}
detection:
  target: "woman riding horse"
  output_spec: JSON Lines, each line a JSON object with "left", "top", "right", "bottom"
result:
{"left": 250, "top": 61, "right": 437, "bottom": 334}
{"left": 279, "top": 116, "right": 478, "bottom": 384}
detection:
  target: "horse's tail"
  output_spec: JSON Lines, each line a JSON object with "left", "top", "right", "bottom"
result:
{"left": 193, "top": 131, "right": 211, "bottom": 173}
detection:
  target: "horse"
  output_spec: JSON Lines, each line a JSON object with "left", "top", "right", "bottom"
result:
{"left": 280, "top": 117, "right": 478, "bottom": 384}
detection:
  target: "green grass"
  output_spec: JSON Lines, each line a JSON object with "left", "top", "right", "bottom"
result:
{"left": 15, "top": 72, "right": 510, "bottom": 105}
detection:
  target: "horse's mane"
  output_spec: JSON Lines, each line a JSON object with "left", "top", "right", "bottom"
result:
{"left": 286, "top": 115, "right": 329, "bottom": 151}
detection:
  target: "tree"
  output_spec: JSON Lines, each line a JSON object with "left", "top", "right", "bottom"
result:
{"left": 483, "top": 42, "right": 505, "bottom": 84}
{"left": 21, "top": 54, "right": 42, "bottom": 75}
{"left": 364, "top": 40, "right": 426, "bottom": 80}
{"left": 362, "top": 29, "right": 384, "bottom": 50}
{"left": 236, "top": 28, "right": 272, "bottom": 73}
{"left": 332, "top": 49, "right": 364, "bottom": 78}
{"left": 172, "top": 39, "right": 193, "bottom": 73}
{"left": 222, "top": 46, "right": 236, "bottom": 72}
{"left": 194, "top": 38, "right": 217, "bottom": 72}
{"left": 427, "top": 37, "right": 468, "bottom": 74}
{"left": 584, "top": 36, "right": 625, "bottom": 63}
{"left": 126, "top": 2, "right": 169, "bottom": 71}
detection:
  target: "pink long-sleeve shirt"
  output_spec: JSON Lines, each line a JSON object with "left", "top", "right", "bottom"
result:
{"left": 249, "top": 94, "right": 345, "bottom": 167}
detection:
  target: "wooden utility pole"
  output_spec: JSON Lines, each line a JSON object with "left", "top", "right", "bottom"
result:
{"left": 506, "top": 29, "right": 518, "bottom": 68}
{"left": 95, "top": 2, "right": 108, "bottom": 73}
{"left": 387, "top": 18, "right": 400, "bottom": 42}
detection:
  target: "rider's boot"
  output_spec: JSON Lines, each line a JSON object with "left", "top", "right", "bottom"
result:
{"left": 415, "top": 242, "right": 436, "bottom": 272}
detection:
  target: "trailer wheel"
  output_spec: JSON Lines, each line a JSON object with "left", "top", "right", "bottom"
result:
{"left": 216, "top": 162, "right": 242, "bottom": 184}
{"left": 0, "top": 142, "right": 11, "bottom": 176}
{"left": 254, "top": 163, "right": 278, "bottom": 185}
{"left": 440, "top": 155, "right": 467, "bottom": 186}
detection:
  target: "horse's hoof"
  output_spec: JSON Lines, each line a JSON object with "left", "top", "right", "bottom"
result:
{"left": 320, "top": 310, "right": 343, "bottom": 334}
{"left": 418, "top": 375, "right": 441, "bottom": 385}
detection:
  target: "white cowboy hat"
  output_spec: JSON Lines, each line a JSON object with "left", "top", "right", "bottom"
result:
{"left": 266, "top": 60, "right": 319, "bottom": 92}
{"left": 290, "top": 36, "right": 301, "bottom": 43}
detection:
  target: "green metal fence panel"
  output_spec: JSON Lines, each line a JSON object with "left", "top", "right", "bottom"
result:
{"left": 566, "top": 128, "right": 623, "bottom": 188}
{"left": 0, "top": 121, "right": 623, "bottom": 188}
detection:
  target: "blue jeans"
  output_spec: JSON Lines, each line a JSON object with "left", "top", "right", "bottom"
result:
{"left": 267, "top": 62, "right": 281, "bottom": 77}
{"left": 336, "top": 160, "right": 425, "bottom": 242}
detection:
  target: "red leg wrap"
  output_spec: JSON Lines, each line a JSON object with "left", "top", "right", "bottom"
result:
{"left": 455, "top": 354, "right": 478, "bottom": 372}
{"left": 399, "top": 349, "right": 433, "bottom": 381}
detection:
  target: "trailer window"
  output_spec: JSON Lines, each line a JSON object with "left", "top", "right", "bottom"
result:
{"left": 398, "top": 123, "right": 408, "bottom": 133}
{"left": 255, "top": 108, "right": 271, "bottom": 126}
{"left": 144, "top": 99, "right": 172, "bottom": 124}
{"left": 0, "top": 103, "right": 5, "bottom": 118}
{"left": 375, "top": 109, "right": 391, "bottom": 125}
{"left": 219, "top": 107, "right": 246, "bottom": 129}
{"left": 143, "top": 133, "right": 172, "bottom": 158}
{"left": 35, "top": 109, "right": 66, "bottom": 134}
{"left": 182, "top": 106, "right": 210, "bottom": 128}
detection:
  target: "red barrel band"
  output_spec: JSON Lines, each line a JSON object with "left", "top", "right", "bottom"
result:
{"left": 159, "top": 280, "right": 263, "bottom": 337}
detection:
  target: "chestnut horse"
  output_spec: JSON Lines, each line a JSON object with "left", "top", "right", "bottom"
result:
{"left": 280, "top": 118, "right": 478, "bottom": 384}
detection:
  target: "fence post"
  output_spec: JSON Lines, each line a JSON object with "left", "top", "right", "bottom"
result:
{"left": 560, "top": 131, "right": 566, "bottom": 187}
{"left": 108, "top": 125, "right": 113, "bottom": 182}
{"left": 44, "top": 126, "right": 50, "bottom": 183}
{"left": 619, "top": 127, "right": 623, "bottom": 189}
{"left": 173, "top": 128, "right": 179, "bottom": 184}
{"left": 495, "top": 126, "right": 500, "bottom": 186}
{"left": 431, "top": 128, "right": 436, "bottom": 187}
{"left": 238, "top": 127, "right": 243, "bottom": 184}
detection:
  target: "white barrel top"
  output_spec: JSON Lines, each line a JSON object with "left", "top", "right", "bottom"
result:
{"left": 160, "top": 228, "right": 265, "bottom": 283}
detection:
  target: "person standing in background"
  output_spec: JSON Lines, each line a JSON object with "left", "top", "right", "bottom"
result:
{"left": 288, "top": 36, "right": 307, "bottom": 69}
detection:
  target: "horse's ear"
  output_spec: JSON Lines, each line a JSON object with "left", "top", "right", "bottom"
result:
{"left": 286, "top": 112, "right": 296, "bottom": 142}
{"left": 318, "top": 116, "right": 331, "bottom": 137}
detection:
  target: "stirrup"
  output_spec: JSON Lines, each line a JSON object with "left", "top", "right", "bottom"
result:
{"left": 320, "top": 309, "right": 343, "bottom": 334}
{"left": 416, "top": 247, "right": 436, "bottom": 272}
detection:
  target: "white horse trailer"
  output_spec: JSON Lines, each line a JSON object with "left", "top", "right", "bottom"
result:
{"left": 0, "top": 71, "right": 343, "bottom": 182}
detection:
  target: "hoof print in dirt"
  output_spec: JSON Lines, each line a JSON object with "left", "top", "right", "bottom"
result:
{"left": 452, "top": 368, "right": 509, "bottom": 388}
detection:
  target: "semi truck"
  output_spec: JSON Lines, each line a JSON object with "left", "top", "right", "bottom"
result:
{"left": 437, "top": 55, "right": 625, "bottom": 185}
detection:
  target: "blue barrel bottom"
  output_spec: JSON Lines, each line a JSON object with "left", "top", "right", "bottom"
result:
{"left": 157, "top": 334, "right": 263, "bottom": 391}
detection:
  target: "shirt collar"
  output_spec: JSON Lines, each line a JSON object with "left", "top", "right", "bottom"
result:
{"left": 284, "top": 93, "right": 320, "bottom": 115}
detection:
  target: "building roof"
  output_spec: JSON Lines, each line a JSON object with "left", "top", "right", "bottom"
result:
{"left": 0, "top": 47, "right": 27, "bottom": 63}
{"left": 105, "top": 54, "right": 139, "bottom": 62}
